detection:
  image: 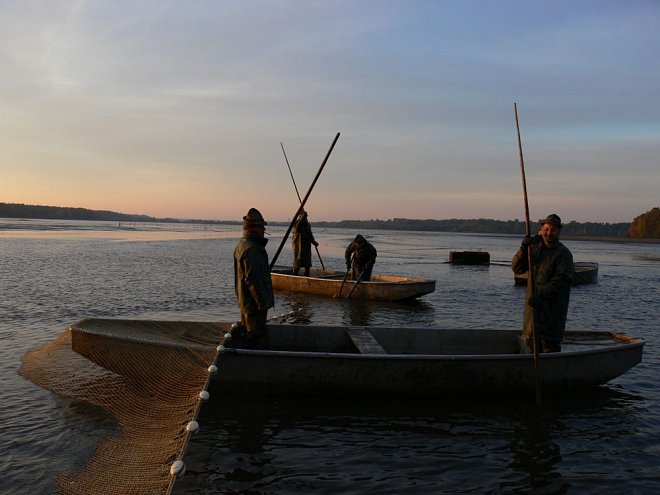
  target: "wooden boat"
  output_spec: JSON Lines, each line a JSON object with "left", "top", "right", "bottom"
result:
{"left": 70, "top": 318, "right": 643, "bottom": 398}
{"left": 514, "top": 261, "right": 599, "bottom": 286}
{"left": 270, "top": 266, "right": 436, "bottom": 301}
{"left": 448, "top": 250, "right": 490, "bottom": 264}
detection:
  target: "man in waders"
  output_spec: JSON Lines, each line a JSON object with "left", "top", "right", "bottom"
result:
{"left": 231, "top": 208, "right": 274, "bottom": 349}
{"left": 512, "top": 213, "right": 575, "bottom": 353}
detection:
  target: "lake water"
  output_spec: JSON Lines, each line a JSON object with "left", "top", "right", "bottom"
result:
{"left": 1, "top": 219, "right": 659, "bottom": 494}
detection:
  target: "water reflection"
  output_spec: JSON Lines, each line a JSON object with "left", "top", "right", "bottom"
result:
{"left": 180, "top": 392, "right": 646, "bottom": 495}
{"left": 275, "top": 290, "right": 435, "bottom": 328}
{"left": 344, "top": 299, "right": 374, "bottom": 326}
{"left": 508, "top": 412, "right": 567, "bottom": 494}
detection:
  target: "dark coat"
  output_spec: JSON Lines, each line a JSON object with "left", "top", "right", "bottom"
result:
{"left": 345, "top": 238, "right": 377, "bottom": 281}
{"left": 292, "top": 217, "right": 317, "bottom": 269}
{"left": 234, "top": 233, "right": 274, "bottom": 315}
{"left": 512, "top": 236, "right": 575, "bottom": 343}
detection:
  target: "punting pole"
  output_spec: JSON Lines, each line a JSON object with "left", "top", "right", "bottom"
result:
{"left": 270, "top": 132, "right": 340, "bottom": 270}
{"left": 280, "top": 142, "right": 325, "bottom": 270}
{"left": 346, "top": 269, "right": 366, "bottom": 299}
{"left": 514, "top": 102, "right": 542, "bottom": 406}
{"left": 334, "top": 268, "right": 351, "bottom": 299}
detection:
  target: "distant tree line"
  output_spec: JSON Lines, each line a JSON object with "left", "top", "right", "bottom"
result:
{"left": 5, "top": 202, "right": 659, "bottom": 238}
{"left": 0, "top": 203, "right": 239, "bottom": 225}
{"left": 0, "top": 202, "right": 157, "bottom": 222}
{"left": 628, "top": 207, "right": 660, "bottom": 238}
{"left": 314, "top": 218, "right": 631, "bottom": 237}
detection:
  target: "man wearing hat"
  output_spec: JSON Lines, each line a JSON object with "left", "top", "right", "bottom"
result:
{"left": 292, "top": 209, "right": 319, "bottom": 277}
{"left": 232, "top": 208, "right": 274, "bottom": 348}
{"left": 345, "top": 234, "right": 377, "bottom": 281}
{"left": 512, "top": 214, "right": 575, "bottom": 353}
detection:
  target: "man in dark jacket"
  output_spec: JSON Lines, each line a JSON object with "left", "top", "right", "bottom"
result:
{"left": 345, "top": 234, "right": 377, "bottom": 281}
{"left": 232, "top": 208, "right": 274, "bottom": 348}
{"left": 512, "top": 213, "right": 575, "bottom": 353}
{"left": 292, "top": 209, "right": 319, "bottom": 276}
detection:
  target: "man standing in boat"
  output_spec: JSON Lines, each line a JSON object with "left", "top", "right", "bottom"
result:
{"left": 345, "top": 234, "right": 377, "bottom": 281}
{"left": 232, "top": 208, "right": 274, "bottom": 348}
{"left": 512, "top": 213, "right": 575, "bottom": 353}
{"left": 292, "top": 209, "right": 319, "bottom": 277}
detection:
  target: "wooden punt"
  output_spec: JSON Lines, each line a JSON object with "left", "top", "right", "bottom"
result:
{"left": 514, "top": 261, "right": 599, "bottom": 286}
{"left": 70, "top": 318, "right": 643, "bottom": 398}
{"left": 270, "top": 266, "right": 436, "bottom": 301}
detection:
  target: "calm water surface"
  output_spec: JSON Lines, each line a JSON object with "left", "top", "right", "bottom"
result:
{"left": 1, "top": 220, "right": 659, "bottom": 494}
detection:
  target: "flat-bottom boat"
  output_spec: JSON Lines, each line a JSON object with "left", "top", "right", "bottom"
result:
{"left": 514, "top": 261, "right": 599, "bottom": 286}
{"left": 70, "top": 318, "right": 643, "bottom": 398}
{"left": 270, "top": 266, "right": 436, "bottom": 301}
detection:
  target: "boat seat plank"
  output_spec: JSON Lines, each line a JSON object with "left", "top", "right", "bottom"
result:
{"left": 347, "top": 328, "right": 386, "bottom": 354}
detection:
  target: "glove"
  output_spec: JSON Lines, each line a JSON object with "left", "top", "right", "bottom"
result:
{"left": 527, "top": 293, "right": 543, "bottom": 308}
{"left": 346, "top": 262, "right": 351, "bottom": 271}
{"left": 313, "top": 241, "right": 319, "bottom": 247}
{"left": 521, "top": 235, "right": 533, "bottom": 249}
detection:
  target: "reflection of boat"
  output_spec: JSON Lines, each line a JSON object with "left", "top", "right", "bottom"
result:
{"left": 71, "top": 318, "right": 643, "bottom": 398}
{"left": 514, "top": 262, "right": 599, "bottom": 286}
{"left": 270, "top": 266, "right": 436, "bottom": 301}
{"left": 448, "top": 251, "right": 490, "bottom": 264}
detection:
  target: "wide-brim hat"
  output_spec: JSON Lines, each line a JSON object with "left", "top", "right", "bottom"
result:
{"left": 243, "top": 208, "right": 267, "bottom": 228}
{"left": 539, "top": 213, "right": 562, "bottom": 228}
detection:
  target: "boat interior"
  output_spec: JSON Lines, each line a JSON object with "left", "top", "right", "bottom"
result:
{"left": 262, "top": 324, "right": 523, "bottom": 355}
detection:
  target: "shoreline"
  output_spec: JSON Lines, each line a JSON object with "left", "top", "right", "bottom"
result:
{"left": 562, "top": 235, "right": 660, "bottom": 244}
{"left": 0, "top": 229, "right": 243, "bottom": 241}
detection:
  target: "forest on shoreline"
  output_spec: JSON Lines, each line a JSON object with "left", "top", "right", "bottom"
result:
{"left": 2, "top": 202, "right": 658, "bottom": 239}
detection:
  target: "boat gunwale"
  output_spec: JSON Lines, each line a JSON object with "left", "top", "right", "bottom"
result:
{"left": 270, "top": 267, "right": 435, "bottom": 285}
{"left": 220, "top": 340, "right": 644, "bottom": 360}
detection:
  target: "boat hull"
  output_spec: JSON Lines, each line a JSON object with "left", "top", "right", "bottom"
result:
{"left": 69, "top": 318, "right": 643, "bottom": 399}
{"left": 271, "top": 266, "right": 436, "bottom": 301}
{"left": 514, "top": 261, "right": 599, "bottom": 286}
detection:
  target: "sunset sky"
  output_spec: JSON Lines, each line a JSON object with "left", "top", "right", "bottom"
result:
{"left": 1, "top": 1, "right": 658, "bottom": 223}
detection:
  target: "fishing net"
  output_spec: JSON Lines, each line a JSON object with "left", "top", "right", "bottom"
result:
{"left": 19, "top": 319, "right": 230, "bottom": 495}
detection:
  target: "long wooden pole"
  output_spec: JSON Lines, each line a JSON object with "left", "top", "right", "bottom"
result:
{"left": 514, "top": 102, "right": 542, "bottom": 406}
{"left": 280, "top": 142, "right": 325, "bottom": 270}
{"left": 346, "top": 269, "right": 366, "bottom": 299}
{"left": 270, "top": 132, "right": 340, "bottom": 270}
{"left": 281, "top": 142, "right": 303, "bottom": 202}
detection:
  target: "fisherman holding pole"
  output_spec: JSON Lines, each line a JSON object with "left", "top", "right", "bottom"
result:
{"left": 512, "top": 214, "right": 575, "bottom": 353}
{"left": 511, "top": 103, "right": 576, "bottom": 406}
{"left": 281, "top": 141, "right": 325, "bottom": 272}
{"left": 292, "top": 209, "right": 319, "bottom": 277}
{"left": 270, "top": 132, "right": 340, "bottom": 270}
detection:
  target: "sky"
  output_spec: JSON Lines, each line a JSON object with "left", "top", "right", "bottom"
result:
{"left": 1, "top": 0, "right": 658, "bottom": 224}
